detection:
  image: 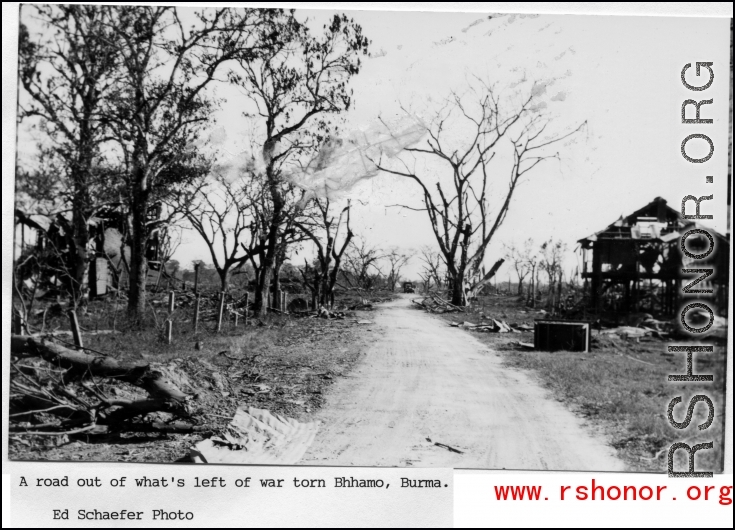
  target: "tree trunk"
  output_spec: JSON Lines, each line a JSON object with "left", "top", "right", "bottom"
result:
{"left": 319, "top": 273, "right": 328, "bottom": 306}
{"left": 312, "top": 269, "right": 321, "bottom": 309}
{"left": 544, "top": 269, "right": 555, "bottom": 309}
{"left": 450, "top": 272, "right": 465, "bottom": 306}
{"left": 65, "top": 103, "right": 96, "bottom": 305}
{"left": 326, "top": 256, "right": 344, "bottom": 306}
{"left": 467, "top": 259, "right": 504, "bottom": 301}
{"left": 556, "top": 269, "right": 563, "bottom": 311}
{"left": 273, "top": 260, "right": 282, "bottom": 310}
{"left": 253, "top": 148, "right": 285, "bottom": 317}
{"left": 219, "top": 268, "right": 229, "bottom": 292}
{"left": 11, "top": 335, "right": 188, "bottom": 403}
{"left": 70, "top": 190, "right": 90, "bottom": 305}
{"left": 127, "top": 165, "right": 149, "bottom": 320}
{"left": 254, "top": 220, "right": 281, "bottom": 317}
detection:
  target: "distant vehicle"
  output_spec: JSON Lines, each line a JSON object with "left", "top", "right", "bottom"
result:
{"left": 403, "top": 282, "right": 415, "bottom": 293}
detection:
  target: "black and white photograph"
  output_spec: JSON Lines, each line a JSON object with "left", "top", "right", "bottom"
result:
{"left": 7, "top": 4, "right": 731, "bottom": 477}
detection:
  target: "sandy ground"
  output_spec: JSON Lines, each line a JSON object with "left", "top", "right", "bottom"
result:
{"left": 300, "top": 295, "right": 625, "bottom": 471}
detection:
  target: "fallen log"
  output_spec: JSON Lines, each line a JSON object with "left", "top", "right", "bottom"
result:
{"left": 99, "top": 399, "right": 189, "bottom": 424}
{"left": 9, "top": 395, "right": 83, "bottom": 421}
{"left": 11, "top": 335, "right": 189, "bottom": 404}
{"left": 110, "top": 420, "right": 213, "bottom": 435}
{"left": 10, "top": 421, "right": 212, "bottom": 437}
{"left": 9, "top": 424, "right": 101, "bottom": 436}
{"left": 431, "top": 295, "right": 465, "bottom": 312}
{"left": 140, "top": 421, "right": 212, "bottom": 434}
{"left": 32, "top": 329, "right": 120, "bottom": 338}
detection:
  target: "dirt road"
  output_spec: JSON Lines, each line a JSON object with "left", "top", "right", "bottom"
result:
{"left": 301, "top": 296, "right": 624, "bottom": 470}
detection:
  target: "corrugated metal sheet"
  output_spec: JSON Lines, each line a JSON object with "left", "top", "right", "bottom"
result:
{"left": 190, "top": 407, "right": 319, "bottom": 465}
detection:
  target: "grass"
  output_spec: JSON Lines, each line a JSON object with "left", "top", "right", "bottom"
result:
{"left": 14, "top": 288, "right": 726, "bottom": 470}
{"left": 9, "top": 289, "right": 380, "bottom": 463}
{"left": 434, "top": 293, "right": 728, "bottom": 473}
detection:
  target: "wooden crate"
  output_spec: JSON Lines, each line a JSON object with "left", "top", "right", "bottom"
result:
{"left": 534, "top": 319, "right": 592, "bottom": 353}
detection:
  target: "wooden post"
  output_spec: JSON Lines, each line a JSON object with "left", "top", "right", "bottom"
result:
{"left": 244, "top": 292, "right": 249, "bottom": 326}
{"left": 12, "top": 309, "right": 25, "bottom": 335}
{"left": 168, "top": 290, "right": 175, "bottom": 314}
{"left": 155, "top": 263, "right": 164, "bottom": 292}
{"left": 194, "top": 262, "right": 200, "bottom": 294}
{"left": 165, "top": 319, "right": 173, "bottom": 344}
{"left": 282, "top": 291, "right": 287, "bottom": 313}
{"left": 113, "top": 289, "right": 119, "bottom": 332}
{"left": 216, "top": 291, "right": 225, "bottom": 332}
{"left": 193, "top": 294, "right": 201, "bottom": 334}
{"left": 234, "top": 311, "right": 239, "bottom": 328}
{"left": 67, "top": 310, "right": 83, "bottom": 349}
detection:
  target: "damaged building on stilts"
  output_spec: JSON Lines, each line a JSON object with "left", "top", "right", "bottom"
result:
{"left": 577, "top": 196, "right": 730, "bottom": 319}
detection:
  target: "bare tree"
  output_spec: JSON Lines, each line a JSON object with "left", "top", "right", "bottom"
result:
{"left": 527, "top": 242, "right": 540, "bottom": 308}
{"left": 228, "top": 12, "right": 370, "bottom": 316}
{"left": 342, "top": 239, "right": 384, "bottom": 291}
{"left": 375, "top": 80, "right": 585, "bottom": 305}
{"left": 153, "top": 225, "right": 183, "bottom": 290}
{"left": 183, "top": 173, "right": 265, "bottom": 292}
{"left": 503, "top": 238, "right": 536, "bottom": 296}
{"left": 384, "top": 247, "right": 413, "bottom": 291}
{"left": 237, "top": 179, "right": 309, "bottom": 309}
{"left": 157, "top": 226, "right": 183, "bottom": 267}
{"left": 539, "top": 238, "right": 568, "bottom": 309}
{"left": 295, "top": 198, "right": 354, "bottom": 308}
{"left": 419, "top": 246, "right": 445, "bottom": 292}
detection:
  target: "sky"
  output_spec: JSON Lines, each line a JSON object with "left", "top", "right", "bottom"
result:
{"left": 14, "top": 8, "right": 731, "bottom": 283}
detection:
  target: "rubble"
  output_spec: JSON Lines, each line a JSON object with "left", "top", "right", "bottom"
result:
{"left": 412, "top": 294, "right": 466, "bottom": 313}
{"left": 9, "top": 334, "right": 199, "bottom": 438}
{"left": 599, "top": 326, "right": 650, "bottom": 339}
{"left": 451, "top": 318, "right": 520, "bottom": 333}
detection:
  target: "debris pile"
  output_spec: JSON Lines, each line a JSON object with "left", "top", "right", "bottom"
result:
{"left": 288, "top": 306, "right": 352, "bottom": 320}
{"left": 412, "top": 294, "right": 466, "bottom": 313}
{"left": 9, "top": 335, "right": 206, "bottom": 439}
{"left": 450, "top": 319, "right": 523, "bottom": 333}
{"left": 596, "top": 309, "right": 724, "bottom": 341}
{"left": 344, "top": 294, "right": 394, "bottom": 310}
{"left": 317, "top": 306, "right": 351, "bottom": 320}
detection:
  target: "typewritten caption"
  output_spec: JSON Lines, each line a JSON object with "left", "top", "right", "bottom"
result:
{"left": 13, "top": 470, "right": 453, "bottom": 525}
